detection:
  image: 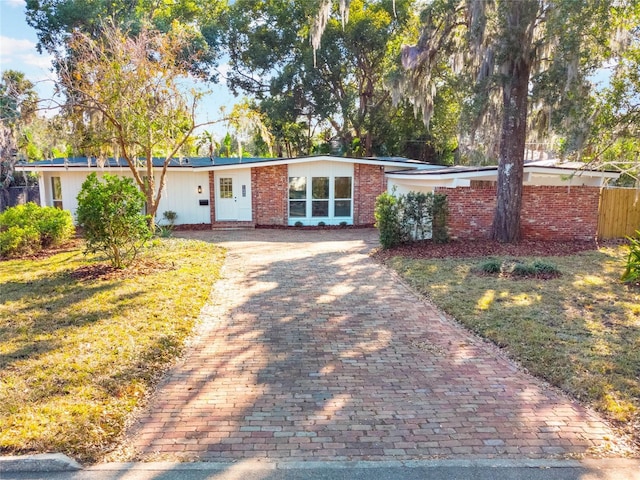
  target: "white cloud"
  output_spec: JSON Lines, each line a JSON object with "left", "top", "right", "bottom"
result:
{"left": 0, "top": 35, "right": 53, "bottom": 71}
{"left": 5, "top": 0, "right": 26, "bottom": 7}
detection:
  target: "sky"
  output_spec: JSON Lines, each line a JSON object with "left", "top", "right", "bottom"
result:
{"left": 0, "top": 0, "right": 237, "bottom": 137}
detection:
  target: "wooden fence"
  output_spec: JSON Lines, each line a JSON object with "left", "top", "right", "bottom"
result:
{"left": 598, "top": 188, "right": 640, "bottom": 239}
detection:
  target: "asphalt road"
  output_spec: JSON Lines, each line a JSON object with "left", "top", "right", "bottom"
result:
{"left": 3, "top": 459, "right": 640, "bottom": 480}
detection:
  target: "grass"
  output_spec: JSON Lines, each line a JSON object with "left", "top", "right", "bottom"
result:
{"left": 0, "top": 238, "right": 225, "bottom": 463}
{"left": 386, "top": 246, "right": 640, "bottom": 446}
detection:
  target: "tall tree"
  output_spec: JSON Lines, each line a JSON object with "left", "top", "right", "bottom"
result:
{"left": 58, "top": 22, "right": 219, "bottom": 229}
{"left": 0, "top": 70, "right": 39, "bottom": 210}
{"left": 226, "top": 0, "right": 439, "bottom": 157}
{"left": 394, "top": 0, "right": 635, "bottom": 242}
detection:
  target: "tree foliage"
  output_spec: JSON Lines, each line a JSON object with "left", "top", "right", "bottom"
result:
{"left": 395, "top": 0, "right": 636, "bottom": 242}
{"left": 0, "top": 70, "right": 40, "bottom": 210}
{"left": 225, "top": 0, "right": 458, "bottom": 158}
{"left": 58, "top": 22, "right": 218, "bottom": 228}
{"left": 76, "top": 173, "right": 151, "bottom": 268}
{"left": 25, "top": 0, "right": 225, "bottom": 79}
{"left": 580, "top": 24, "right": 640, "bottom": 183}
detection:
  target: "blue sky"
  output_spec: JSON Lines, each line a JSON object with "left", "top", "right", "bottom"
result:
{"left": 0, "top": 0, "right": 237, "bottom": 137}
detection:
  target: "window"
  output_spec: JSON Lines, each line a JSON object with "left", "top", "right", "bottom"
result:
{"left": 51, "top": 177, "right": 63, "bottom": 209}
{"left": 289, "top": 177, "right": 306, "bottom": 217}
{"left": 312, "top": 177, "right": 329, "bottom": 217}
{"left": 219, "top": 178, "right": 233, "bottom": 199}
{"left": 334, "top": 176, "right": 352, "bottom": 217}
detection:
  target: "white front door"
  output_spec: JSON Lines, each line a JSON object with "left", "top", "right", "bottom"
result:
{"left": 216, "top": 174, "right": 238, "bottom": 220}
{"left": 216, "top": 171, "right": 252, "bottom": 221}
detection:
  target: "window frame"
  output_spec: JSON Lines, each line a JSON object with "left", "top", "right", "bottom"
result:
{"left": 51, "top": 176, "right": 63, "bottom": 209}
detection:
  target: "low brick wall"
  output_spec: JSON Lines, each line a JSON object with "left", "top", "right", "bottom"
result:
{"left": 436, "top": 185, "right": 600, "bottom": 241}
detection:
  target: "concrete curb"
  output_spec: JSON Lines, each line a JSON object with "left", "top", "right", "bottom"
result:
{"left": 2, "top": 455, "right": 639, "bottom": 477}
{"left": 0, "top": 453, "right": 82, "bottom": 473}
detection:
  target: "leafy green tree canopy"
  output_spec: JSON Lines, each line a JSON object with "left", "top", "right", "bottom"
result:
{"left": 25, "top": 0, "right": 226, "bottom": 79}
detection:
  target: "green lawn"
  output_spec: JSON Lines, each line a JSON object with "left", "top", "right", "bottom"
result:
{"left": 385, "top": 245, "right": 639, "bottom": 447}
{"left": 0, "top": 238, "right": 225, "bottom": 463}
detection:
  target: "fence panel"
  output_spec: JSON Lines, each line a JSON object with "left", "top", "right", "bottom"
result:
{"left": 598, "top": 188, "right": 640, "bottom": 239}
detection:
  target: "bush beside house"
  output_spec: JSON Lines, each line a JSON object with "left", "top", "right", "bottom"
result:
{"left": 0, "top": 202, "right": 75, "bottom": 257}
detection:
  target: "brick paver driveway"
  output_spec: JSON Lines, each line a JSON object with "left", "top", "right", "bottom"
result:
{"left": 126, "top": 229, "right": 633, "bottom": 461}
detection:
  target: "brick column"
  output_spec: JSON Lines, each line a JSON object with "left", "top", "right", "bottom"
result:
{"left": 252, "top": 165, "right": 288, "bottom": 226}
{"left": 354, "top": 163, "right": 387, "bottom": 226}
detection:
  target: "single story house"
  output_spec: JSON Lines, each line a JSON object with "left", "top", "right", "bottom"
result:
{"left": 20, "top": 155, "right": 619, "bottom": 232}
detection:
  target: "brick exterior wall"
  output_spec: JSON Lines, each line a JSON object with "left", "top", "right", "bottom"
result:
{"left": 354, "top": 163, "right": 387, "bottom": 226}
{"left": 435, "top": 185, "right": 600, "bottom": 241}
{"left": 252, "top": 165, "right": 288, "bottom": 226}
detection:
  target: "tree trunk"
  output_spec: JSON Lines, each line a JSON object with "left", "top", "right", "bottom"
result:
{"left": 491, "top": 60, "right": 530, "bottom": 242}
{"left": 491, "top": 2, "right": 536, "bottom": 243}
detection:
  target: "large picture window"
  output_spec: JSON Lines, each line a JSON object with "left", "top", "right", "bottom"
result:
{"left": 289, "top": 177, "right": 306, "bottom": 217}
{"left": 51, "top": 177, "right": 63, "bottom": 209}
{"left": 334, "top": 176, "right": 352, "bottom": 217}
{"left": 287, "top": 164, "right": 353, "bottom": 225}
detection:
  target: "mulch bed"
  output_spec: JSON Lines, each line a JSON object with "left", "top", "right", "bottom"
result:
{"left": 372, "top": 238, "right": 620, "bottom": 262}
{"left": 71, "top": 258, "right": 174, "bottom": 281}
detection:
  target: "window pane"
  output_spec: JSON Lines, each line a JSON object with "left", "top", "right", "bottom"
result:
{"left": 219, "top": 178, "right": 233, "bottom": 198}
{"left": 312, "top": 177, "right": 329, "bottom": 199}
{"left": 51, "top": 177, "right": 62, "bottom": 209}
{"left": 51, "top": 177, "right": 62, "bottom": 199}
{"left": 334, "top": 200, "right": 351, "bottom": 217}
{"left": 289, "top": 200, "right": 306, "bottom": 217}
{"left": 312, "top": 200, "right": 329, "bottom": 217}
{"left": 289, "top": 177, "right": 306, "bottom": 199}
{"left": 334, "top": 177, "right": 352, "bottom": 199}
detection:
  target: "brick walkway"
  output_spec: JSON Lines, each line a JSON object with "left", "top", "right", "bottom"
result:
{"left": 125, "top": 229, "right": 633, "bottom": 461}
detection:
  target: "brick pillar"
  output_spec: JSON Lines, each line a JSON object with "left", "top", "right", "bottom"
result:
{"left": 252, "top": 165, "right": 288, "bottom": 225}
{"left": 354, "top": 163, "right": 387, "bottom": 226}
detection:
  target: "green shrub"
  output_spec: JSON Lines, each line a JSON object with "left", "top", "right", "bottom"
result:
{"left": 294, "top": 221, "right": 303, "bottom": 227}
{"left": 531, "top": 260, "right": 560, "bottom": 275}
{"left": 0, "top": 225, "right": 40, "bottom": 257}
{"left": 431, "top": 193, "right": 449, "bottom": 244}
{"left": 0, "top": 203, "right": 75, "bottom": 257}
{"left": 339, "top": 221, "right": 348, "bottom": 228}
{"left": 318, "top": 221, "right": 326, "bottom": 227}
{"left": 162, "top": 210, "right": 177, "bottom": 226}
{"left": 374, "top": 191, "right": 406, "bottom": 249}
{"left": 478, "top": 258, "right": 502, "bottom": 274}
{"left": 76, "top": 173, "right": 151, "bottom": 268}
{"left": 375, "top": 191, "right": 449, "bottom": 249}
{"left": 621, "top": 232, "right": 640, "bottom": 284}
{"left": 37, "top": 207, "right": 76, "bottom": 247}
{"left": 512, "top": 262, "right": 538, "bottom": 276}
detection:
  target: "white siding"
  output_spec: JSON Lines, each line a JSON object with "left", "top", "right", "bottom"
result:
{"left": 40, "top": 170, "right": 211, "bottom": 226}
{"left": 387, "top": 179, "right": 435, "bottom": 196}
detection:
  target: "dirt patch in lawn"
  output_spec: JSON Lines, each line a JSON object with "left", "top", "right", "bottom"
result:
{"left": 71, "top": 258, "right": 175, "bottom": 281}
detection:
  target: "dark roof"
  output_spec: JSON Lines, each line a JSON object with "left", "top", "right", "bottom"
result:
{"left": 387, "top": 164, "right": 619, "bottom": 176}
{"left": 23, "top": 155, "right": 432, "bottom": 169}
